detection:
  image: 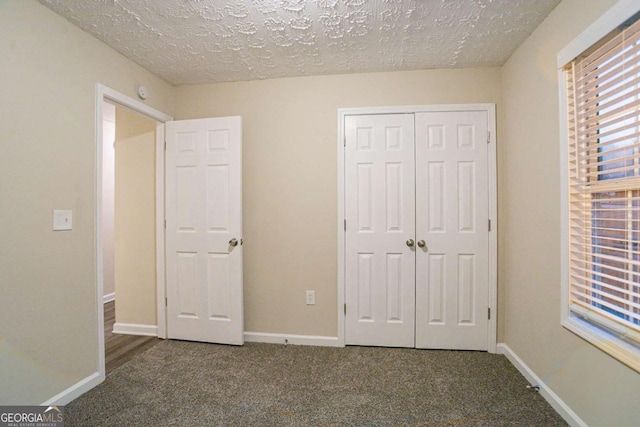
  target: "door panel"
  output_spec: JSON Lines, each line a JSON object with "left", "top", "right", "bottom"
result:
{"left": 345, "top": 114, "right": 416, "bottom": 347}
{"left": 415, "top": 111, "right": 489, "bottom": 350}
{"left": 165, "top": 116, "right": 243, "bottom": 345}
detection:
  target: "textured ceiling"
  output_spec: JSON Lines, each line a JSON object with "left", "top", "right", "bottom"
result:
{"left": 38, "top": 0, "right": 560, "bottom": 85}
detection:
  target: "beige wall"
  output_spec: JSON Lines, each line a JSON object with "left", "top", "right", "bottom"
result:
{"left": 501, "top": 0, "right": 640, "bottom": 425}
{"left": 175, "top": 68, "right": 503, "bottom": 337}
{"left": 0, "top": 0, "right": 174, "bottom": 404}
{"left": 114, "top": 107, "right": 157, "bottom": 326}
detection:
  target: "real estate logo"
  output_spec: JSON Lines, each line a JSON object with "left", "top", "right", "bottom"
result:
{"left": 0, "top": 406, "right": 64, "bottom": 427}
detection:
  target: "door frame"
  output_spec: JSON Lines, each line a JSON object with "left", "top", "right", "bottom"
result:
{"left": 337, "top": 104, "right": 498, "bottom": 352}
{"left": 94, "top": 84, "right": 173, "bottom": 380}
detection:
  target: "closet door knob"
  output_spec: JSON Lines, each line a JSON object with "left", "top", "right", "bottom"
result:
{"left": 406, "top": 239, "right": 415, "bottom": 247}
{"left": 229, "top": 238, "right": 239, "bottom": 247}
{"left": 417, "top": 240, "right": 426, "bottom": 248}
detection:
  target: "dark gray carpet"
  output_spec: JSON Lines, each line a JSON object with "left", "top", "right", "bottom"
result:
{"left": 66, "top": 341, "right": 567, "bottom": 426}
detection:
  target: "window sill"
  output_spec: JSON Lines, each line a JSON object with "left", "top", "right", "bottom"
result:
{"left": 562, "top": 316, "right": 640, "bottom": 373}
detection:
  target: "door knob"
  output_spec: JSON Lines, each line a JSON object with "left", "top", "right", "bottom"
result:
{"left": 406, "top": 239, "right": 415, "bottom": 247}
{"left": 229, "top": 238, "right": 239, "bottom": 247}
{"left": 417, "top": 240, "right": 426, "bottom": 248}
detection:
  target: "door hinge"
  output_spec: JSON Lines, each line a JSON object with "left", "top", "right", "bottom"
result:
{"left": 488, "top": 307, "right": 491, "bottom": 320}
{"left": 488, "top": 219, "right": 491, "bottom": 232}
{"left": 344, "top": 219, "right": 346, "bottom": 231}
{"left": 164, "top": 219, "right": 167, "bottom": 229}
{"left": 344, "top": 303, "right": 346, "bottom": 315}
{"left": 165, "top": 297, "right": 168, "bottom": 307}
{"left": 487, "top": 131, "right": 490, "bottom": 144}
{"left": 344, "top": 135, "right": 346, "bottom": 147}
{"left": 164, "top": 139, "right": 167, "bottom": 151}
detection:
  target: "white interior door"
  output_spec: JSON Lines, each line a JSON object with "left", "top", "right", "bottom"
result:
{"left": 344, "top": 114, "right": 416, "bottom": 347}
{"left": 415, "top": 111, "right": 489, "bottom": 350}
{"left": 165, "top": 116, "right": 243, "bottom": 345}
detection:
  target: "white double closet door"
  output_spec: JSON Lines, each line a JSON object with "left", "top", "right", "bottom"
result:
{"left": 345, "top": 111, "right": 490, "bottom": 350}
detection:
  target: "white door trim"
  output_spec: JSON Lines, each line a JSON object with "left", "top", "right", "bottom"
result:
{"left": 94, "top": 84, "right": 173, "bottom": 380}
{"left": 337, "top": 104, "right": 497, "bottom": 352}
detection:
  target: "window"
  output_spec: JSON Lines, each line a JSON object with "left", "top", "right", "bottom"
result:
{"left": 562, "top": 10, "right": 640, "bottom": 371}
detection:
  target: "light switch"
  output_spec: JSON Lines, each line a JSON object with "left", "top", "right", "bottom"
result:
{"left": 53, "top": 210, "right": 72, "bottom": 231}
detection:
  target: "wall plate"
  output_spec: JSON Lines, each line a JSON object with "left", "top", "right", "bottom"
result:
{"left": 53, "top": 210, "right": 72, "bottom": 231}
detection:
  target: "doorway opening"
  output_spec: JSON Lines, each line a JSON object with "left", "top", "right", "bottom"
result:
{"left": 95, "top": 84, "right": 173, "bottom": 380}
{"left": 101, "top": 100, "right": 163, "bottom": 373}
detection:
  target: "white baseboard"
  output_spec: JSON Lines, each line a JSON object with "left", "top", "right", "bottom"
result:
{"left": 496, "top": 343, "right": 587, "bottom": 427}
{"left": 112, "top": 322, "right": 158, "bottom": 337}
{"left": 103, "top": 292, "right": 115, "bottom": 304}
{"left": 244, "top": 332, "right": 342, "bottom": 347}
{"left": 41, "top": 372, "right": 102, "bottom": 406}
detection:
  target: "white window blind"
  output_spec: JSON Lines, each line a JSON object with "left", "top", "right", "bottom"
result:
{"left": 565, "top": 16, "right": 640, "bottom": 345}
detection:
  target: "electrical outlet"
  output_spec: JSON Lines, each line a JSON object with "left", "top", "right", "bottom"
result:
{"left": 306, "top": 290, "right": 315, "bottom": 305}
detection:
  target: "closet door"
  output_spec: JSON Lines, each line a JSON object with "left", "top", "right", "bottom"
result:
{"left": 414, "top": 111, "right": 489, "bottom": 350}
{"left": 344, "top": 114, "right": 416, "bottom": 347}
